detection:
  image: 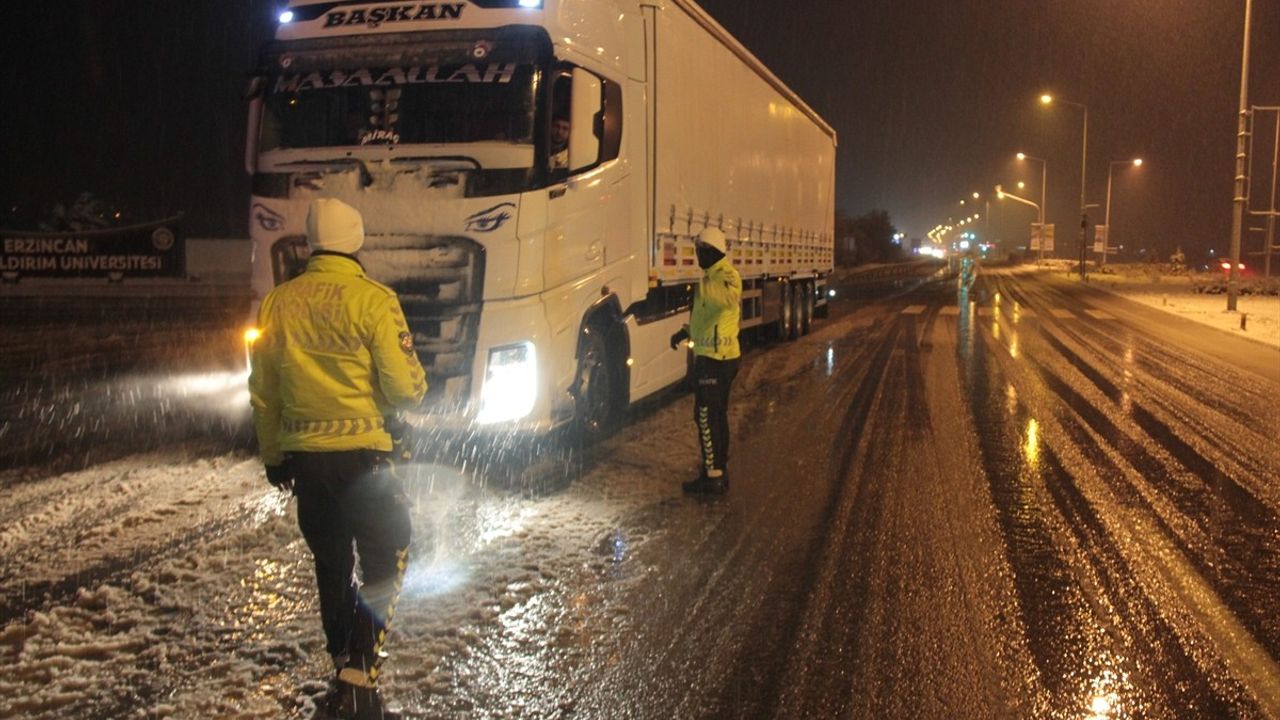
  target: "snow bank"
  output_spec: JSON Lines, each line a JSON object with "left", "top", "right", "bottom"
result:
{"left": 1080, "top": 265, "right": 1280, "bottom": 350}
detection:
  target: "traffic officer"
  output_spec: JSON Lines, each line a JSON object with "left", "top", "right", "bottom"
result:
{"left": 249, "top": 198, "right": 427, "bottom": 720}
{"left": 670, "top": 227, "right": 742, "bottom": 494}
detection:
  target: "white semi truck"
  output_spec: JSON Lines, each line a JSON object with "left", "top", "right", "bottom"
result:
{"left": 244, "top": 0, "right": 836, "bottom": 439}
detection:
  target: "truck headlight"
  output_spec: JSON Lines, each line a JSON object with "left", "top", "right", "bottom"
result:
{"left": 477, "top": 342, "right": 537, "bottom": 424}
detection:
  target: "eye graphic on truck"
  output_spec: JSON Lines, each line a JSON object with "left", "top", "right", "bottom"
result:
{"left": 253, "top": 203, "right": 285, "bottom": 232}
{"left": 464, "top": 203, "right": 515, "bottom": 233}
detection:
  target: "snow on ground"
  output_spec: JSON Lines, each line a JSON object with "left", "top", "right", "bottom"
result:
{"left": 0, "top": 291, "right": 875, "bottom": 719}
{"left": 1020, "top": 260, "right": 1280, "bottom": 351}
{"left": 2, "top": 258, "right": 1269, "bottom": 718}
{"left": 0, "top": 382, "right": 713, "bottom": 718}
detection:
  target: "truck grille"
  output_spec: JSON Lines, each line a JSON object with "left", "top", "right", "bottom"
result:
{"left": 269, "top": 234, "right": 485, "bottom": 410}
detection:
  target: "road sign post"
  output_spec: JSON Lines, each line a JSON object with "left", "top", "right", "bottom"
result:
{"left": 1079, "top": 214, "right": 1089, "bottom": 280}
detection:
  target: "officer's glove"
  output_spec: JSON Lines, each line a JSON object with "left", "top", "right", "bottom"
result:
{"left": 264, "top": 460, "right": 294, "bottom": 493}
{"left": 384, "top": 415, "right": 413, "bottom": 463}
{"left": 669, "top": 328, "right": 690, "bottom": 350}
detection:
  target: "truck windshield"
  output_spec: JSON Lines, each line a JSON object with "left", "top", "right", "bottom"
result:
{"left": 259, "top": 63, "right": 538, "bottom": 164}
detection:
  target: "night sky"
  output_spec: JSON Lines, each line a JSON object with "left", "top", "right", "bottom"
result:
{"left": 3, "top": 1, "right": 1278, "bottom": 260}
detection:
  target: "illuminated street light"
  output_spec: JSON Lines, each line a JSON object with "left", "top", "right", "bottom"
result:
{"left": 995, "top": 183, "right": 1043, "bottom": 261}
{"left": 1101, "top": 158, "right": 1145, "bottom": 266}
{"left": 1039, "top": 94, "right": 1090, "bottom": 278}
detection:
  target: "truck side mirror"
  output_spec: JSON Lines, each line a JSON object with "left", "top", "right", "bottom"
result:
{"left": 245, "top": 96, "right": 262, "bottom": 175}
{"left": 568, "top": 68, "right": 603, "bottom": 173}
{"left": 244, "top": 76, "right": 266, "bottom": 175}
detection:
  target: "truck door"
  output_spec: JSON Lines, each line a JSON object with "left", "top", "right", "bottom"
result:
{"left": 542, "top": 67, "right": 619, "bottom": 289}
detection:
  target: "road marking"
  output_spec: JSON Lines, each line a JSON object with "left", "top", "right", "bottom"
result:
{"left": 1016, "top": 308, "right": 1037, "bottom": 318}
{"left": 1084, "top": 309, "right": 1116, "bottom": 320}
{"left": 1049, "top": 308, "right": 1076, "bottom": 319}
{"left": 901, "top": 305, "right": 926, "bottom": 315}
{"left": 939, "top": 306, "right": 960, "bottom": 316}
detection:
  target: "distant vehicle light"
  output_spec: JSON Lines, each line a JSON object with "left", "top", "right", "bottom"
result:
{"left": 244, "top": 327, "right": 262, "bottom": 344}
{"left": 1220, "top": 261, "right": 1245, "bottom": 271}
{"left": 278, "top": 10, "right": 294, "bottom": 23}
{"left": 828, "top": 289, "right": 837, "bottom": 298}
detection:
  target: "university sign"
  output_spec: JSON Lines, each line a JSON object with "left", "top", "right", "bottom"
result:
{"left": 0, "top": 216, "right": 185, "bottom": 281}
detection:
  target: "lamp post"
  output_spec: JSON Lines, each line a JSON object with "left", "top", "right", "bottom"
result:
{"left": 1228, "top": 0, "right": 1254, "bottom": 311}
{"left": 996, "top": 185, "right": 1041, "bottom": 216}
{"left": 995, "top": 184, "right": 1043, "bottom": 260}
{"left": 1040, "top": 94, "right": 1089, "bottom": 278}
{"left": 1017, "top": 152, "right": 1048, "bottom": 262}
{"left": 1102, "top": 158, "right": 1144, "bottom": 267}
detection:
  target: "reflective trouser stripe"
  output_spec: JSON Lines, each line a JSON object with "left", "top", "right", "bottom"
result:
{"left": 365, "top": 545, "right": 409, "bottom": 687}
{"left": 698, "top": 405, "right": 715, "bottom": 472}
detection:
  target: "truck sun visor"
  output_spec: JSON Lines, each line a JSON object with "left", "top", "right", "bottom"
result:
{"left": 259, "top": 26, "right": 552, "bottom": 74}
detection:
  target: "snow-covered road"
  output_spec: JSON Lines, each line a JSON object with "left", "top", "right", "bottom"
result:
{"left": 3, "top": 264, "right": 1278, "bottom": 719}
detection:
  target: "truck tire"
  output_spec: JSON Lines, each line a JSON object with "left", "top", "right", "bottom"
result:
{"left": 800, "top": 281, "right": 813, "bottom": 336}
{"left": 787, "top": 282, "right": 803, "bottom": 340}
{"left": 778, "top": 281, "right": 795, "bottom": 341}
{"left": 572, "top": 324, "right": 620, "bottom": 444}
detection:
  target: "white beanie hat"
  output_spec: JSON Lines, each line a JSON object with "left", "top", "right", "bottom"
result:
{"left": 697, "top": 227, "right": 728, "bottom": 254}
{"left": 306, "top": 198, "right": 364, "bottom": 255}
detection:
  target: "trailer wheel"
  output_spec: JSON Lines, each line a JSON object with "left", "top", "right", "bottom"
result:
{"left": 787, "top": 282, "right": 803, "bottom": 340}
{"left": 778, "top": 281, "right": 795, "bottom": 341}
{"left": 572, "top": 324, "right": 620, "bottom": 444}
{"left": 800, "top": 281, "right": 814, "bottom": 336}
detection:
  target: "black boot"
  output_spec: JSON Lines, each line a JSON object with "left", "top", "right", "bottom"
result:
{"left": 315, "top": 681, "right": 402, "bottom": 720}
{"left": 682, "top": 472, "right": 728, "bottom": 495}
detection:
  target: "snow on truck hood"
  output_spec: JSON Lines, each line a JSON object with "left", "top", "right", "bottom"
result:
{"left": 250, "top": 163, "right": 524, "bottom": 299}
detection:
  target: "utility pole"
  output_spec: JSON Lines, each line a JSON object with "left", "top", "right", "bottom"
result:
{"left": 1260, "top": 106, "right": 1279, "bottom": 279}
{"left": 1228, "top": 0, "right": 1253, "bottom": 311}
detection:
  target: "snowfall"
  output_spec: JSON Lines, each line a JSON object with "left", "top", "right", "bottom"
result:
{"left": 0, "top": 260, "right": 1276, "bottom": 719}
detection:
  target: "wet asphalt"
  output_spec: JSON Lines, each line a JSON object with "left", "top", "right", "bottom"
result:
{"left": 558, "top": 266, "right": 1280, "bottom": 719}
{"left": 4, "top": 266, "right": 1278, "bottom": 719}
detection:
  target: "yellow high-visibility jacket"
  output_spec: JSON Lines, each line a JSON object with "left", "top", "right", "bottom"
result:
{"left": 689, "top": 257, "right": 742, "bottom": 360}
{"left": 249, "top": 254, "right": 427, "bottom": 466}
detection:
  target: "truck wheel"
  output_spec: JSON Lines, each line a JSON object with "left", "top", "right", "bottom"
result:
{"left": 778, "top": 282, "right": 795, "bottom": 341}
{"left": 573, "top": 325, "right": 619, "bottom": 444}
{"left": 800, "top": 282, "right": 814, "bottom": 336}
{"left": 787, "top": 282, "right": 803, "bottom": 340}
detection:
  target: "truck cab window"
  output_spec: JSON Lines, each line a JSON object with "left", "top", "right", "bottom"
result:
{"left": 549, "top": 73, "right": 572, "bottom": 177}
{"left": 548, "top": 66, "right": 622, "bottom": 178}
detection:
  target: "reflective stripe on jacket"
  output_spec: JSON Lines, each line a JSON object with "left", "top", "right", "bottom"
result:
{"left": 249, "top": 253, "right": 427, "bottom": 465}
{"left": 690, "top": 257, "right": 742, "bottom": 360}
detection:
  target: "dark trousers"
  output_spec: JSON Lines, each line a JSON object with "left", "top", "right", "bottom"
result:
{"left": 291, "top": 450, "right": 411, "bottom": 686}
{"left": 693, "top": 355, "right": 739, "bottom": 476}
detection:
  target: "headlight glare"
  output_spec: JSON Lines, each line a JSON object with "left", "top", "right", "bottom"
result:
{"left": 477, "top": 342, "right": 537, "bottom": 424}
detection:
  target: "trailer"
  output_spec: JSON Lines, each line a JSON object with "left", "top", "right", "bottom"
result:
{"left": 243, "top": 0, "right": 836, "bottom": 439}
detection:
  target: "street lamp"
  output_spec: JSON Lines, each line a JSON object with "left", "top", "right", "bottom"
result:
{"left": 1102, "top": 158, "right": 1144, "bottom": 266}
{"left": 964, "top": 194, "right": 990, "bottom": 243}
{"left": 996, "top": 184, "right": 1042, "bottom": 218}
{"left": 1017, "top": 152, "right": 1048, "bottom": 262}
{"left": 1228, "top": 0, "right": 1255, "bottom": 311}
{"left": 996, "top": 184, "right": 1044, "bottom": 261}
{"left": 1039, "top": 94, "right": 1090, "bottom": 278}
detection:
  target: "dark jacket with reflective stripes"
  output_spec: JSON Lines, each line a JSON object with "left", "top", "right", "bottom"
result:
{"left": 249, "top": 254, "right": 427, "bottom": 465}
